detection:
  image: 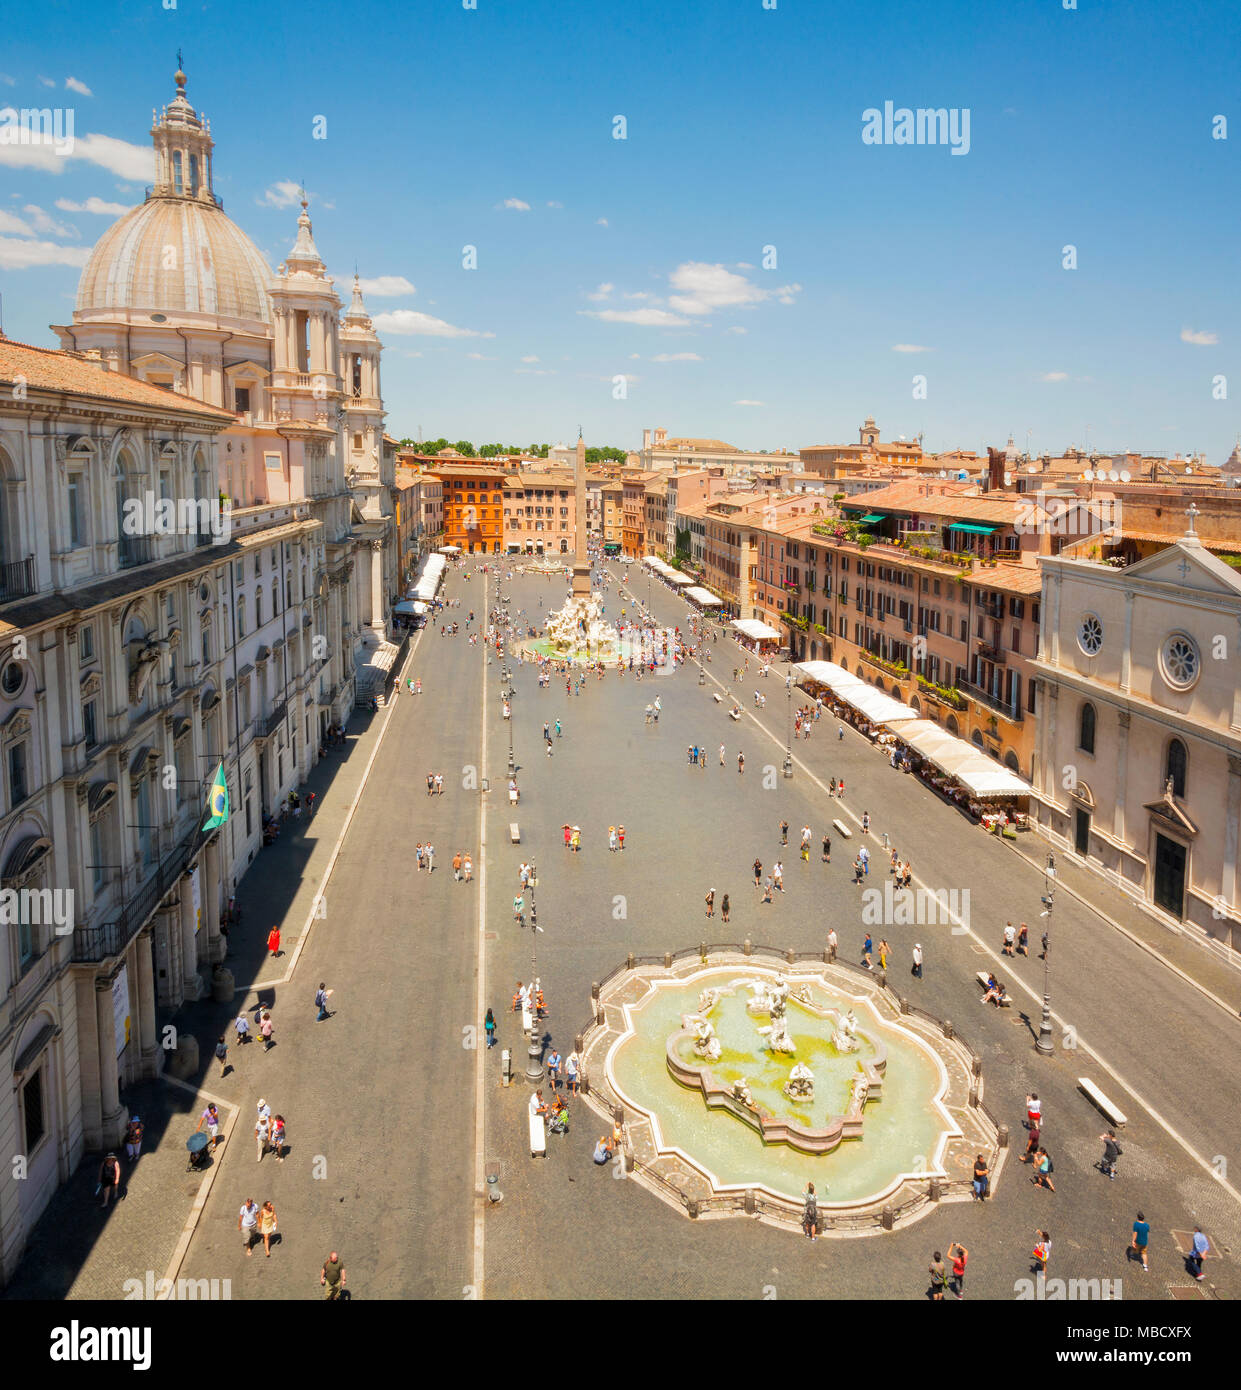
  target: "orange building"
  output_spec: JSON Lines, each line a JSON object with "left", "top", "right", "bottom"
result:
{"left": 428, "top": 463, "right": 509, "bottom": 554}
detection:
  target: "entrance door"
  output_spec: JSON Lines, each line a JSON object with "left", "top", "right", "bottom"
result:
{"left": 1152, "top": 833, "right": 1187, "bottom": 918}
{"left": 1073, "top": 807, "right": 1090, "bottom": 857}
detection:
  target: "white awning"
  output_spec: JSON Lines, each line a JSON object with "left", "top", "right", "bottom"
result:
{"left": 439, "top": 544, "right": 461, "bottom": 554}
{"left": 893, "top": 719, "right": 1030, "bottom": 795}
{"left": 793, "top": 661, "right": 866, "bottom": 692}
{"left": 953, "top": 761, "right": 1030, "bottom": 797}
{"left": 686, "top": 586, "right": 722, "bottom": 606}
{"left": 836, "top": 686, "right": 920, "bottom": 724}
{"left": 667, "top": 571, "right": 694, "bottom": 586}
{"left": 731, "top": 618, "right": 782, "bottom": 641}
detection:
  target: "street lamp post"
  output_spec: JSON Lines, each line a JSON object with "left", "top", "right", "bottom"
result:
{"left": 1035, "top": 853, "right": 1055, "bottom": 1056}
{"left": 783, "top": 679, "right": 794, "bottom": 778}
{"left": 525, "top": 862, "right": 544, "bottom": 1083}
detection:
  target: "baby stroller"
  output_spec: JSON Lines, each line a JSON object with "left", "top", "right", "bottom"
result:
{"left": 186, "top": 1131, "right": 211, "bottom": 1172}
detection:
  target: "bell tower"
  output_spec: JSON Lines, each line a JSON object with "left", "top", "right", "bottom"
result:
{"left": 149, "top": 62, "right": 220, "bottom": 206}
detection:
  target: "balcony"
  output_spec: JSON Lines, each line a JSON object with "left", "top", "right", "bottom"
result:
{"left": 72, "top": 820, "right": 203, "bottom": 963}
{"left": 118, "top": 535, "right": 154, "bottom": 569}
{"left": 959, "top": 679, "right": 1022, "bottom": 723}
{"left": 976, "top": 638, "right": 1006, "bottom": 664}
{"left": 0, "top": 555, "right": 36, "bottom": 601}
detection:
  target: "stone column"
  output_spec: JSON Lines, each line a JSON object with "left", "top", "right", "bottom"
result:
{"left": 1113, "top": 710, "right": 1130, "bottom": 842}
{"left": 75, "top": 971, "right": 104, "bottom": 1147}
{"left": 152, "top": 910, "right": 173, "bottom": 1009}
{"left": 181, "top": 877, "right": 202, "bottom": 1001}
{"left": 370, "top": 539, "right": 384, "bottom": 633}
{"left": 135, "top": 927, "right": 160, "bottom": 1079}
{"left": 1224, "top": 755, "right": 1241, "bottom": 924}
{"left": 95, "top": 977, "right": 125, "bottom": 1148}
{"left": 1120, "top": 590, "right": 1134, "bottom": 692}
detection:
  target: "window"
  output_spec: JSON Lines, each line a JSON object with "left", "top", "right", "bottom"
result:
{"left": 91, "top": 815, "right": 106, "bottom": 892}
{"left": 1159, "top": 632, "right": 1200, "bottom": 690}
{"left": 235, "top": 385, "right": 251, "bottom": 414}
{"left": 353, "top": 434, "right": 363, "bottom": 452}
{"left": 80, "top": 624, "right": 95, "bottom": 661}
{"left": 67, "top": 474, "right": 85, "bottom": 547}
{"left": 255, "top": 591, "right": 264, "bottom": 628}
{"left": 236, "top": 596, "right": 245, "bottom": 638}
{"left": 8, "top": 741, "right": 28, "bottom": 804}
{"left": 83, "top": 699, "right": 98, "bottom": 748}
{"left": 1165, "top": 738, "right": 1188, "bottom": 798}
{"left": 1078, "top": 702, "right": 1096, "bottom": 755}
{"left": 1078, "top": 614, "right": 1103, "bottom": 656}
{"left": 1, "top": 661, "right": 24, "bottom": 697}
{"left": 21, "top": 1070, "right": 44, "bottom": 1152}
{"left": 172, "top": 150, "right": 183, "bottom": 194}
{"left": 202, "top": 625, "right": 212, "bottom": 667}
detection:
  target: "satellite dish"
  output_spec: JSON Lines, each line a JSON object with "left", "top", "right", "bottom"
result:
{"left": 1186, "top": 466, "right": 1193, "bottom": 474}
{"left": 1084, "top": 469, "right": 1095, "bottom": 480}
{"left": 1027, "top": 464, "right": 1038, "bottom": 473}
{"left": 1119, "top": 469, "right": 1131, "bottom": 482}
{"left": 939, "top": 470, "right": 947, "bottom": 478}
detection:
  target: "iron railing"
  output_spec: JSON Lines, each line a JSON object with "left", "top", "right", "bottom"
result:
{"left": 0, "top": 556, "right": 36, "bottom": 601}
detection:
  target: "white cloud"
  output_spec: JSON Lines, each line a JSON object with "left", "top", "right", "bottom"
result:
{"left": 516, "top": 367, "right": 555, "bottom": 375}
{"left": 726, "top": 326, "right": 747, "bottom": 335}
{"left": 623, "top": 291, "right": 652, "bottom": 300}
{"left": 734, "top": 399, "right": 765, "bottom": 407}
{"left": 372, "top": 309, "right": 494, "bottom": 338}
{"left": 1181, "top": 327, "right": 1217, "bottom": 345}
{"left": 23, "top": 204, "right": 75, "bottom": 237}
{"left": 891, "top": 343, "right": 930, "bottom": 353}
{"left": 1040, "top": 371, "right": 1069, "bottom": 382}
{"left": 546, "top": 200, "right": 563, "bottom": 208}
{"left": 65, "top": 77, "right": 93, "bottom": 96}
{"left": 0, "top": 209, "right": 34, "bottom": 235}
{"left": 580, "top": 307, "right": 690, "bottom": 327}
{"left": 0, "top": 235, "right": 91, "bottom": 269}
{"left": 650, "top": 352, "right": 702, "bottom": 362}
{"left": 38, "top": 76, "right": 56, "bottom": 88}
{"left": 465, "top": 351, "right": 496, "bottom": 360}
{"left": 586, "top": 282, "right": 613, "bottom": 301}
{"left": 520, "top": 355, "right": 540, "bottom": 363}
{"left": 666, "top": 261, "right": 800, "bottom": 316}
{"left": 735, "top": 262, "right": 755, "bottom": 270}
{"left": 0, "top": 74, "right": 15, "bottom": 86}
{"left": 401, "top": 350, "right": 424, "bottom": 358}
{"left": 55, "top": 194, "right": 127, "bottom": 215}
{"left": 628, "top": 353, "right": 641, "bottom": 360}
{"left": 258, "top": 180, "right": 305, "bottom": 208}
{"left": 500, "top": 197, "right": 531, "bottom": 211}
{"left": 596, "top": 217, "right": 608, "bottom": 226}
{"left": 0, "top": 132, "right": 152, "bottom": 180}
{"left": 356, "top": 275, "right": 415, "bottom": 296}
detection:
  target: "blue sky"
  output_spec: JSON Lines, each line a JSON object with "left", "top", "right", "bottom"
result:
{"left": 2, "top": 0, "right": 1239, "bottom": 460}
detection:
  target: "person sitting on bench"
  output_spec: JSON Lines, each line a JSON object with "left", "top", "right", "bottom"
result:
{"left": 593, "top": 1135, "right": 614, "bottom": 1165}
{"left": 981, "top": 974, "right": 1005, "bottom": 1005}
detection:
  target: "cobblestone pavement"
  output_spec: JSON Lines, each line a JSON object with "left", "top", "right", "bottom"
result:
{"left": 8, "top": 562, "right": 1239, "bottom": 1301}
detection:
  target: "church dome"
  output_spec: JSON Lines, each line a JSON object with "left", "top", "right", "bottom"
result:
{"left": 75, "top": 196, "right": 273, "bottom": 328}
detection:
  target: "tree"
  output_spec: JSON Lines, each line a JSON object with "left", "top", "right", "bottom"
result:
{"left": 453, "top": 440, "right": 477, "bottom": 457}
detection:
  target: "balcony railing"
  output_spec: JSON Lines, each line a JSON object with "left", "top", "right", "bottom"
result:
{"left": 118, "top": 535, "right": 154, "bottom": 569}
{"left": 263, "top": 696, "right": 290, "bottom": 739}
{"left": 959, "top": 679, "right": 1022, "bottom": 723}
{"left": 0, "top": 555, "right": 36, "bottom": 601}
{"left": 72, "top": 820, "right": 204, "bottom": 963}
{"left": 976, "top": 639, "right": 1006, "bottom": 664}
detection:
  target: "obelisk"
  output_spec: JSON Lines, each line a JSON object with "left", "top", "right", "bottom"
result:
{"left": 572, "top": 429, "right": 591, "bottom": 598}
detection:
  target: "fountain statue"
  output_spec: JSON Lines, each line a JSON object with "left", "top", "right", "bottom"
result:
{"left": 731, "top": 1078, "right": 755, "bottom": 1108}
{"left": 698, "top": 987, "right": 722, "bottom": 1015}
{"left": 687, "top": 1015, "right": 722, "bottom": 1062}
{"left": 770, "top": 977, "right": 790, "bottom": 1017}
{"left": 745, "top": 979, "right": 774, "bottom": 1015}
{"left": 849, "top": 1074, "right": 870, "bottom": 1113}
{"left": 783, "top": 1061, "right": 815, "bottom": 1102}
{"left": 759, "top": 1014, "right": 796, "bottom": 1055}
{"left": 832, "top": 1009, "right": 859, "bottom": 1054}
{"left": 545, "top": 588, "right": 620, "bottom": 657}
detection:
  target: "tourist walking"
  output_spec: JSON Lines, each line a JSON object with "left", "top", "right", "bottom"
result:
{"left": 738, "top": 752, "right": 745, "bottom": 774}
{"left": 235, "top": 1012, "right": 251, "bottom": 1046}
{"left": 802, "top": 1183, "right": 819, "bottom": 1240}
{"left": 565, "top": 1050, "right": 580, "bottom": 1095}
{"left": 878, "top": 939, "right": 889, "bottom": 971}
{"left": 1017, "top": 923, "right": 1029, "bottom": 956}
{"left": 1032, "top": 1230, "right": 1050, "bottom": 1278}
{"left": 852, "top": 854, "right": 864, "bottom": 885}
{"left": 260, "top": 1011, "right": 274, "bottom": 1052}
{"left": 267, "top": 925, "right": 281, "bottom": 958}
{"left": 1021, "top": 1120, "right": 1041, "bottom": 1165}
{"left": 197, "top": 1103, "right": 221, "bottom": 1150}
{"left": 1131, "top": 1213, "right": 1150, "bottom": 1271}
{"left": 484, "top": 1007, "right": 497, "bottom": 1048}
{"left": 862, "top": 934, "right": 873, "bottom": 970}
{"left": 239, "top": 1198, "right": 259, "bottom": 1256}
{"left": 822, "top": 833, "right": 831, "bottom": 863}
{"left": 270, "top": 1114, "right": 286, "bottom": 1163}
{"left": 1100, "top": 1131, "right": 1122, "bottom": 1180}
{"left": 705, "top": 889, "right": 715, "bottom": 918}
{"left": 547, "top": 1048, "right": 562, "bottom": 1091}
{"left": 780, "top": 819, "right": 789, "bottom": 846}
{"left": 754, "top": 858, "right": 763, "bottom": 889}
{"left": 124, "top": 1115, "right": 143, "bottom": 1164}
{"left": 912, "top": 942, "right": 923, "bottom": 979}
{"left": 255, "top": 1110, "right": 270, "bottom": 1162}
{"left": 618, "top": 825, "right": 626, "bottom": 850}
{"left": 258, "top": 1200, "right": 278, "bottom": 1257}
{"left": 453, "top": 851, "right": 463, "bottom": 880}
{"left": 772, "top": 862, "right": 784, "bottom": 892}
{"left": 1026, "top": 1093, "right": 1042, "bottom": 1129}
{"left": 721, "top": 894, "right": 731, "bottom": 924}
{"left": 861, "top": 811, "right": 870, "bottom": 835}
{"left": 425, "top": 844, "right": 435, "bottom": 872}
{"left": 858, "top": 845, "right": 870, "bottom": 877}
{"left": 215, "top": 1034, "right": 230, "bottom": 1078}
{"left": 1003, "top": 921, "right": 1015, "bottom": 955}
{"left": 719, "top": 743, "right": 726, "bottom": 765}
{"left": 464, "top": 854, "right": 472, "bottom": 882}
{"left": 826, "top": 928, "right": 837, "bottom": 962}
{"left": 762, "top": 877, "right": 774, "bottom": 904}
{"left": 416, "top": 843, "right": 425, "bottom": 871}
{"left": 800, "top": 826, "right": 811, "bottom": 862}
{"left": 321, "top": 1252, "right": 346, "bottom": 1299}
{"left": 1031, "top": 1149, "right": 1055, "bottom": 1192}
{"left": 97, "top": 1152, "right": 122, "bottom": 1209}
{"left": 1189, "top": 1227, "right": 1210, "bottom": 1280}
{"left": 948, "top": 1241, "right": 968, "bottom": 1299}
{"left": 609, "top": 826, "right": 618, "bottom": 853}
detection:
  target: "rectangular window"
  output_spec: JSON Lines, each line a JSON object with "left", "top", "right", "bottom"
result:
{"left": 68, "top": 475, "right": 84, "bottom": 547}
{"left": 8, "top": 742, "right": 28, "bottom": 805}
{"left": 22, "top": 1070, "right": 45, "bottom": 1152}
{"left": 91, "top": 816, "right": 105, "bottom": 892}
{"left": 235, "top": 385, "right": 251, "bottom": 414}
{"left": 83, "top": 699, "right": 98, "bottom": 748}
{"left": 80, "top": 624, "right": 95, "bottom": 661}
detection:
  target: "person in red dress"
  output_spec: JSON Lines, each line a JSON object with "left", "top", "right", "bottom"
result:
{"left": 267, "top": 926, "right": 281, "bottom": 957}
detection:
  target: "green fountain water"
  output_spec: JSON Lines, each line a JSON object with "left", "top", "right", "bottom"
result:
{"left": 611, "top": 970, "right": 954, "bottom": 1202}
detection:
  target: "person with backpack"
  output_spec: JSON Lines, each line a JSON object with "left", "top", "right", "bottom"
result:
{"left": 928, "top": 1251, "right": 949, "bottom": 1300}
{"left": 1100, "top": 1131, "right": 1122, "bottom": 1180}
{"left": 1032, "top": 1149, "right": 1055, "bottom": 1192}
{"left": 315, "top": 982, "right": 332, "bottom": 1022}
{"left": 97, "top": 1152, "right": 122, "bottom": 1209}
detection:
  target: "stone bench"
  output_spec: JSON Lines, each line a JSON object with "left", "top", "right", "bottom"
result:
{"left": 528, "top": 1110, "right": 546, "bottom": 1158}
{"left": 510, "top": 822, "right": 520, "bottom": 843}
{"left": 833, "top": 819, "right": 852, "bottom": 838}
{"left": 1078, "top": 1076, "right": 1127, "bottom": 1128}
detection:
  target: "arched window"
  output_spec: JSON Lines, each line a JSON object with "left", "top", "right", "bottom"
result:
{"left": 271, "top": 580, "right": 280, "bottom": 616}
{"left": 1078, "top": 702, "right": 1096, "bottom": 755}
{"left": 236, "top": 595, "right": 245, "bottom": 639}
{"left": 188, "top": 154, "right": 199, "bottom": 196}
{"left": 1165, "top": 738, "right": 1187, "bottom": 799}
{"left": 255, "top": 590, "right": 263, "bottom": 628}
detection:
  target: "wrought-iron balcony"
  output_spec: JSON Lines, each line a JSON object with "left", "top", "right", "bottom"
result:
{"left": 0, "top": 555, "right": 36, "bottom": 601}
{"left": 118, "top": 535, "right": 154, "bottom": 569}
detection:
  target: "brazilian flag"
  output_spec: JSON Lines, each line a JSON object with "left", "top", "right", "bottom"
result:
{"left": 202, "top": 762, "right": 230, "bottom": 832}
